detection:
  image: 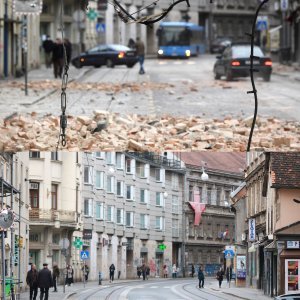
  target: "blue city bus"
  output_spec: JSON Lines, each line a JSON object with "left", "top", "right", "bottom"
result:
{"left": 156, "top": 22, "right": 206, "bottom": 58}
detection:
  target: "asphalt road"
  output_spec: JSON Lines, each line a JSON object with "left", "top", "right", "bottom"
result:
{"left": 1, "top": 55, "right": 299, "bottom": 121}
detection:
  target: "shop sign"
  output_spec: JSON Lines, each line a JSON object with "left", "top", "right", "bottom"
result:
{"left": 83, "top": 229, "right": 92, "bottom": 240}
{"left": 287, "top": 241, "right": 300, "bottom": 249}
{"left": 248, "top": 219, "right": 256, "bottom": 242}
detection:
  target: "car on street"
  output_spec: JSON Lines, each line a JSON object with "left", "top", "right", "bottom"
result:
{"left": 274, "top": 292, "right": 300, "bottom": 299}
{"left": 71, "top": 44, "right": 138, "bottom": 69}
{"left": 210, "top": 37, "right": 232, "bottom": 54}
{"left": 213, "top": 44, "right": 272, "bottom": 81}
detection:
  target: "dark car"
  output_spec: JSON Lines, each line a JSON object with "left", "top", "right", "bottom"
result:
{"left": 213, "top": 44, "right": 272, "bottom": 81}
{"left": 210, "top": 37, "right": 232, "bottom": 54}
{"left": 71, "top": 44, "right": 138, "bottom": 69}
{"left": 274, "top": 293, "right": 300, "bottom": 299}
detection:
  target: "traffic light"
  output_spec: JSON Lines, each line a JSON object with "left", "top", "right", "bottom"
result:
{"left": 98, "top": 0, "right": 108, "bottom": 11}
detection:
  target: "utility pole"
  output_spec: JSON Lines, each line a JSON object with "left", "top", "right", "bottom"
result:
{"left": 208, "top": 1, "right": 214, "bottom": 52}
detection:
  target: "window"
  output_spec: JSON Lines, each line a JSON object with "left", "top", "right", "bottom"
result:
{"left": 207, "top": 186, "right": 212, "bottom": 204}
{"left": 116, "top": 153, "right": 124, "bottom": 169}
{"left": 84, "top": 198, "right": 93, "bottom": 217}
{"left": 126, "top": 185, "right": 134, "bottom": 200}
{"left": 172, "top": 219, "right": 179, "bottom": 237}
{"left": 51, "top": 184, "right": 58, "bottom": 210}
{"left": 140, "top": 214, "right": 149, "bottom": 229}
{"left": 106, "top": 152, "right": 115, "bottom": 165}
{"left": 29, "top": 182, "right": 39, "bottom": 208}
{"left": 95, "top": 152, "right": 105, "bottom": 159}
{"left": 116, "top": 208, "right": 124, "bottom": 224}
{"left": 84, "top": 166, "right": 93, "bottom": 184}
{"left": 126, "top": 158, "right": 132, "bottom": 173}
{"left": 95, "top": 202, "right": 104, "bottom": 220}
{"left": 216, "top": 188, "right": 221, "bottom": 206}
{"left": 126, "top": 212, "right": 134, "bottom": 227}
{"left": 155, "top": 169, "right": 161, "bottom": 181}
{"left": 116, "top": 181, "right": 124, "bottom": 197}
{"left": 51, "top": 152, "right": 59, "bottom": 161}
{"left": 156, "top": 192, "right": 163, "bottom": 207}
{"left": 172, "top": 173, "right": 179, "bottom": 190}
{"left": 136, "top": 163, "right": 146, "bottom": 178}
{"left": 95, "top": 171, "right": 104, "bottom": 189}
{"left": 107, "top": 206, "right": 114, "bottom": 222}
{"left": 155, "top": 216, "right": 164, "bottom": 231}
{"left": 107, "top": 176, "right": 115, "bottom": 193}
{"left": 172, "top": 195, "right": 179, "bottom": 214}
{"left": 29, "top": 152, "right": 40, "bottom": 158}
{"left": 140, "top": 189, "right": 145, "bottom": 203}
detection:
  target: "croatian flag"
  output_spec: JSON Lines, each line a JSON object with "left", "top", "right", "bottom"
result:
{"left": 189, "top": 190, "right": 206, "bottom": 226}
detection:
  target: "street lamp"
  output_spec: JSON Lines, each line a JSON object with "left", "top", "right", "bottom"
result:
{"left": 201, "top": 167, "right": 209, "bottom": 181}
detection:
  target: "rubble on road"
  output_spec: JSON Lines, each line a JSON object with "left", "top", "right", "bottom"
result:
{"left": 0, "top": 112, "right": 299, "bottom": 152}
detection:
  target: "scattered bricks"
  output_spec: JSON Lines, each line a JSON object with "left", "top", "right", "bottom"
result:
{"left": 128, "top": 139, "right": 144, "bottom": 151}
{"left": 77, "top": 116, "right": 92, "bottom": 126}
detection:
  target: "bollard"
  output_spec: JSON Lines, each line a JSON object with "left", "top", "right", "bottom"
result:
{"left": 98, "top": 272, "right": 102, "bottom": 285}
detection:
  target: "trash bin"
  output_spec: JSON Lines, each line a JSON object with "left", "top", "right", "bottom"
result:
{"left": 98, "top": 272, "right": 102, "bottom": 285}
{"left": 280, "top": 47, "right": 291, "bottom": 63}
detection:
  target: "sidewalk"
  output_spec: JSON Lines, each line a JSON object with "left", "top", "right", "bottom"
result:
{"left": 272, "top": 61, "right": 300, "bottom": 82}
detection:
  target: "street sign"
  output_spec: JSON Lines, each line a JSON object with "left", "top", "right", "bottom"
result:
{"left": 224, "top": 249, "right": 235, "bottom": 259}
{"left": 280, "top": 0, "right": 289, "bottom": 11}
{"left": 59, "top": 238, "right": 70, "bottom": 250}
{"left": 73, "top": 237, "right": 83, "bottom": 249}
{"left": 83, "top": 229, "right": 93, "bottom": 240}
{"left": 96, "top": 23, "right": 106, "bottom": 33}
{"left": 256, "top": 16, "right": 268, "bottom": 31}
{"left": 80, "top": 250, "right": 89, "bottom": 260}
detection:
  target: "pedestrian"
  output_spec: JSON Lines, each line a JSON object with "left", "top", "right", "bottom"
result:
{"left": 63, "top": 38, "right": 72, "bottom": 65}
{"left": 65, "top": 264, "right": 74, "bottom": 286}
{"left": 141, "top": 263, "right": 146, "bottom": 280}
{"left": 52, "top": 38, "right": 64, "bottom": 78}
{"left": 38, "top": 263, "right": 53, "bottom": 300}
{"left": 146, "top": 265, "right": 150, "bottom": 280}
{"left": 216, "top": 267, "right": 224, "bottom": 288}
{"left": 172, "top": 264, "right": 177, "bottom": 278}
{"left": 191, "top": 264, "right": 195, "bottom": 278}
{"left": 127, "top": 38, "right": 136, "bottom": 49}
{"left": 226, "top": 266, "right": 232, "bottom": 287}
{"left": 163, "top": 264, "right": 168, "bottom": 278}
{"left": 135, "top": 37, "right": 145, "bottom": 75}
{"left": 52, "top": 262, "right": 60, "bottom": 292}
{"left": 26, "top": 263, "right": 38, "bottom": 300}
{"left": 198, "top": 266, "right": 205, "bottom": 288}
{"left": 82, "top": 263, "right": 89, "bottom": 281}
{"left": 109, "top": 263, "right": 115, "bottom": 282}
{"left": 42, "top": 35, "right": 54, "bottom": 68}
{"left": 137, "top": 266, "right": 141, "bottom": 279}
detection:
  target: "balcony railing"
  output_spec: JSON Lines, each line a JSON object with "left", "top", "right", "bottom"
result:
{"left": 29, "top": 208, "right": 76, "bottom": 223}
{"left": 126, "top": 152, "right": 183, "bottom": 170}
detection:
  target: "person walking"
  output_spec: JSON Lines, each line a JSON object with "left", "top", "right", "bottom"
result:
{"left": 38, "top": 263, "right": 53, "bottom": 300}
{"left": 146, "top": 265, "right": 150, "bottom": 280}
{"left": 172, "top": 264, "right": 177, "bottom": 278}
{"left": 42, "top": 35, "right": 54, "bottom": 68}
{"left": 191, "top": 264, "right": 195, "bottom": 278}
{"left": 216, "top": 267, "right": 224, "bottom": 288}
{"left": 82, "top": 263, "right": 89, "bottom": 281}
{"left": 52, "top": 262, "right": 60, "bottom": 292}
{"left": 109, "top": 263, "right": 115, "bottom": 282}
{"left": 65, "top": 265, "right": 74, "bottom": 286}
{"left": 163, "top": 264, "right": 168, "bottom": 278}
{"left": 141, "top": 263, "right": 146, "bottom": 280}
{"left": 198, "top": 266, "right": 205, "bottom": 288}
{"left": 63, "top": 38, "right": 72, "bottom": 65}
{"left": 135, "top": 37, "right": 145, "bottom": 75}
{"left": 226, "top": 266, "right": 232, "bottom": 287}
{"left": 52, "top": 38, "right": 64, "bottom": 78}
{"left": 26, "top": 263, "right": 39, "bottom": 300}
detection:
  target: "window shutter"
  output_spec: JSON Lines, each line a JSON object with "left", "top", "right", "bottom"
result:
{"left": 131, "top": 159, "right": 136, "bottom": 179}
{"left": 145, "top": 164, "right": 150, "bottom": 183}
{"left": 88, "top": 199, "right": 93, "bottom": 217}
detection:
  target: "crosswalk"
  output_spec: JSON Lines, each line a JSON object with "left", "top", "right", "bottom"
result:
{"left": 157, "top": 60, "right": 196, "bottom": 65}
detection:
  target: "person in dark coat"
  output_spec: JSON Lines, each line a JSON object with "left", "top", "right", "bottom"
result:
{"left": 65, "top": 265, "right": 74, "bottom": 286}
{"left": 52, "top": 262, "right": 60, "bottom": 292}
{"left": 191, "top": 264, "right": 195, "bottom": 278}
{"left": 226, "top": 266, "right": 232, "bottom": 287}
{"left": 135, "top": 37, "right": 145, "bottom": 75}
{"left": 127, "top": 38, "right": 135, "bottom": 49}
{"left": 63, "top": 38, "right": 72, "bottom": 65}
{"left": 198, "top": 266, "right": 205, "bottom": 288}
{"left": 26, "top": 263, "right": 38, "bottom": 300}
{"left": 52, "top": 38, "right": 64, "bottom": 78}
{"left": 38, "top": 263, "right": 53, "bottom": 300}
{"left": 109, "top": 263, "right": 115, "bottom": 282}
{"left": 42, "top": 35, "right": 54, "bottom": 68}
{"left": 216, "top": 267, "right": 224, "bottom": 288}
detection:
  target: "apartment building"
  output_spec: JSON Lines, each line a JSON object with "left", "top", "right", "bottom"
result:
{"left": 0, "top": 152, "right": 30, "bottom": 293}
{"left": 81, "top": 152, "right": 185, "bottom": 280}
{"left": 28, "top": 152, "right": 82, "bottom": 280}
{"left": 180, "top": 152, "right": 245, "bottom": 276}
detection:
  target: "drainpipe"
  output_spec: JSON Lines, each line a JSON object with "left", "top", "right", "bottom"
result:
{"left": 10, "top": 154, "right": 15, "bottom": 300}
{"left": 1, "top": 179, "right": 6, "bottom": 300}
{"left": 4, "top": 0, "right": 9, "bottom": 77}
{"left": 181, "top": 170, "right": 187, "bottom": 278}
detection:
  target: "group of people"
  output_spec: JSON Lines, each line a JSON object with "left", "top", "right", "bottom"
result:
{"left": 127, "top": 37, "right": 146, "bottom": 75}
{"left": 136, "top": 263, "right": 150, "bottom": 280}
{"left": 42, "top": 35, "right": 72, "bottom": 78}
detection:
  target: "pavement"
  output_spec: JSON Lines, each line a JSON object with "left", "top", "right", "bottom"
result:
{"left": 17, "top": 278, "right": 273, "bottom": 300}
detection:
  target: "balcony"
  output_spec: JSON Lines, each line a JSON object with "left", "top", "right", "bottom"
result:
{"left": 126, "top": 152, "right": 183, "bottom": 170}
{"left": 29, "top": 208, "right": 77, "bottom": 225}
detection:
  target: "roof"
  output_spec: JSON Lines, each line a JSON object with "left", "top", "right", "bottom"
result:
{"left": 270, "top": 152, "right": 300, "bottom": 188}
{"left": 179, "top": 152, "right": 246, "bottom": 174}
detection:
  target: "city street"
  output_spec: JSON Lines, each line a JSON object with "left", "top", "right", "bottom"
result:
{"left": 0, "top": 55, "right": 299, "bottom": 120}
{"left": 19, "top": 277, "right": 272, "bottom": 300}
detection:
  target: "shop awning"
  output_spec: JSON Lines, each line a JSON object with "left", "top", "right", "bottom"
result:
{"left": 280, "top": 249, "right": 300, "bottom": 258}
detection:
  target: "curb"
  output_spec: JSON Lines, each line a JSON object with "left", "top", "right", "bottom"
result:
{"left": 63, "top": 292, "right": 77, "bottom": 300}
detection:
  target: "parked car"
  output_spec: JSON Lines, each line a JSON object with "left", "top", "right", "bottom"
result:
{"left": 274, "top": 293, "right": 300, "bottom": 299}
{"left": 210, "top": 37, "right": 232, "bottom": 54}
{"left": 213, "top": 44, "right": 272, "bottom": 81}
{"left": 71, "top": 44, "right": 138, "bottom": 69}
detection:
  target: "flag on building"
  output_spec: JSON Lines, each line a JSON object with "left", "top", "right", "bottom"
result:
{"left": 189, "top": 190, "right": 206, "bottom": 226}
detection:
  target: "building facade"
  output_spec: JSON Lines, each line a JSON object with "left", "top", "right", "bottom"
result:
{"left": 81, "top": 152, "right": 185, "bottom": 280}
{"left": 180, "top": 152, "right": 245, "bottom": 277}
